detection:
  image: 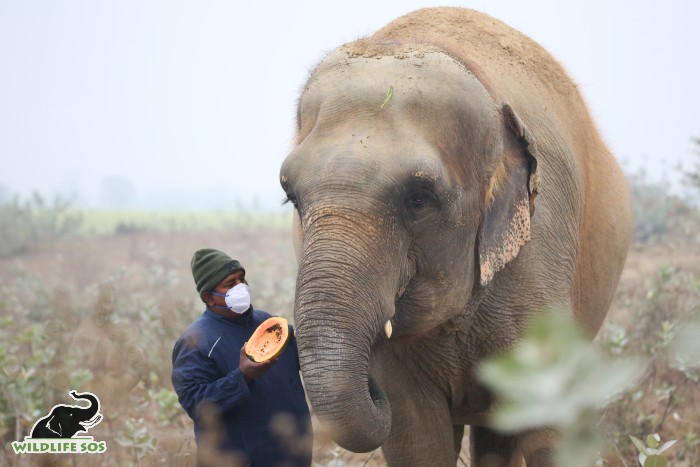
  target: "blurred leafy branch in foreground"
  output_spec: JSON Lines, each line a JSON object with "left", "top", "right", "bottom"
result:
{"left": 479, "top": 282, "right": 700, "bottom": 467}
{"left": 479, "top": 310, "right": 645, "bottom": 467}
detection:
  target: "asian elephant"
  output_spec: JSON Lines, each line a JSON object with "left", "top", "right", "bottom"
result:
{"left": 279, "top": 7, "right": 632, "bottom": 466}
{"left": 30, "top": 391, "right": 102, "bottom": 439}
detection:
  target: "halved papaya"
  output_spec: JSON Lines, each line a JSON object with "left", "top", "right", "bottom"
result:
{"left": 244, "top": 317, "right": 290, "bottom": 362}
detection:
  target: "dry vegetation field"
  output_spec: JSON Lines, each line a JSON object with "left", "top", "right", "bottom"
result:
{"left": 1, "top": 193, "right": 699, "bottom": 466}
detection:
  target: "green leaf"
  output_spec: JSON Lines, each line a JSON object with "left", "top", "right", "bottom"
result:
{"left": 630, "top": 435, "right": 648, "bottom": 454}
{"left": 643, "top": 454, "right": 666, "bottom": 467}
{"left": 657, "top": 439, "right": 677, "bottom": 453}
{"left": 380, "top": 85, "right": 393, "bottom": 109}
{"left": 646, "top": 433, "right": 660, "bottom": 449}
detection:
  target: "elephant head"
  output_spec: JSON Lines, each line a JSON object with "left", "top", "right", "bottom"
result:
{"left": 280, "top": 45, "right": 539, "bottom": 452}
{"left": 31, "top": 390, "right": 102, "bottom": 438}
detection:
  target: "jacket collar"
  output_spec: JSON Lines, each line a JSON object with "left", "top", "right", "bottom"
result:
{"left": 204, "top": 305, "right": 254, "bottom": 328}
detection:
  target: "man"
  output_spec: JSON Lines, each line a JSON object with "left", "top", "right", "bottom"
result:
{"left": 172, "top": 248, "right": 312, "bottom": 466}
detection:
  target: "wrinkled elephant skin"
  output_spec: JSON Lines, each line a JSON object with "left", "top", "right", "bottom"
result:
{"left": 280, "top": 7, "right": 632, "bottom": 466}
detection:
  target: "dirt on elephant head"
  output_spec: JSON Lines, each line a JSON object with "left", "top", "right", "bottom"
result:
{"left": 369, "top": 7, "right": 579, "bottom": 102}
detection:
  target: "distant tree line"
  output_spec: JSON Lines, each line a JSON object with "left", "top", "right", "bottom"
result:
{"left": 0, "top": 136, "right": 698, "bottom": 257}
{"left": 0, "top": 192, "right": 83, "bottom": 257}
{"left": 685, "top": 137, "right": 700, "bottom": 193}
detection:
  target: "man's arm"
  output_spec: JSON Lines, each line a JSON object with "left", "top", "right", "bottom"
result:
{"left": 171, "top": 336, "right": 251, "bottom": 419}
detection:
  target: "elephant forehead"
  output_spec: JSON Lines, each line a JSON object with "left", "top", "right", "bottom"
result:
{"left": 292, "top": 47, "right": 500, "bottom": 192}
{"left": 301, "top": 49, "right": 495, "bottom": 122}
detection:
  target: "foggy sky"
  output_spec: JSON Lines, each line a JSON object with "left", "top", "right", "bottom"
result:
{"left": 1, "top": 0, "right": 698, "bottom": 211}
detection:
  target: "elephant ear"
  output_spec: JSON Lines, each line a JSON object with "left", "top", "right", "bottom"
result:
{"left": 47, "top": 416, "right": 62, "bottom": 437}
{"left": 478, "top": 103, "right": 541, "bottom": 286}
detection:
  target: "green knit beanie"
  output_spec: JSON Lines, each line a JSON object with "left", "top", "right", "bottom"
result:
{"left": 191, "top": 249, "right": 245, "bottom": 300}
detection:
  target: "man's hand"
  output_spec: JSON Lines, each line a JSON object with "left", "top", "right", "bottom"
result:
{"left": 239, "top": 344, "right": 277, "bottom": 382}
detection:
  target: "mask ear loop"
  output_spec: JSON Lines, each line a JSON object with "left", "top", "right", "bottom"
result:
{"left": 208, "top": 291, "right": 231, "bottom": 309}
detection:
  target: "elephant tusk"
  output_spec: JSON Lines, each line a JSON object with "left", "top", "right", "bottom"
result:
{"left": 83, "top": 414, "right": 102, "bottom": 428}
{"left": 384, "top": 320, "right": 393, "bottom": 339}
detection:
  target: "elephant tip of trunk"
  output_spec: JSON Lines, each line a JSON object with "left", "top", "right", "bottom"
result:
{"left": 337, "top": 436, "right": 385, "bottom": 454}
{"left": 321, "top": 420, "right": 389, "bottom": 454}
{"left": 316, "top": 396, "right": 392, "bottom": 454}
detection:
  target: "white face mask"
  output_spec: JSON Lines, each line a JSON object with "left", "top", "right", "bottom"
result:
{"left": 224, "top": 283, "right": 251, "bottom": 314}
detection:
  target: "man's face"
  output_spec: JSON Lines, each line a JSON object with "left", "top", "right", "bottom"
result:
{"left": 205, "top": 270, "right": 247, "bottom": 310}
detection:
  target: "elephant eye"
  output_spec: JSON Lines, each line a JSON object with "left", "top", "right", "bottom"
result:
{"left": 405, "top": 189, "right": 437, "bottom": 212}
{"left": 282, "top": 193, "right": 299, "bottom": 209}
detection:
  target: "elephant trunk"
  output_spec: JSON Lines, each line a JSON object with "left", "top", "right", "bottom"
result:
{"left": 294, "top": 208, "right": 395, "bottom": 452}
{"left": 70, "top": 391, "right": 99, "bottom": 422}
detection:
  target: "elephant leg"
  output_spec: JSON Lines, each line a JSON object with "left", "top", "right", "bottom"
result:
{"left": 470, "top": 426, "right": 521, "bottom": 467}
{"left": 381, "top": 393, "right": 457, "bottom": 466}
{"left": 516, "top": 428, "right": 558, "bottom": 467}
{"left": 471, "top": 427, "right": 559, "bottom": 466}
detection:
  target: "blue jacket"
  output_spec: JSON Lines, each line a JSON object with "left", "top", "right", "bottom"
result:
{"left": 171, "top": 307, "right": 312, "bottom": 466}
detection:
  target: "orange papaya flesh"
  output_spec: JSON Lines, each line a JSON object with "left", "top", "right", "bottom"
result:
{"left": 244, "top": 317, "right": 290, "bottom": 362}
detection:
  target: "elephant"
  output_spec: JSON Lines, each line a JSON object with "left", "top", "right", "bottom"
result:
{"left": 30, "top": 390, "right": 102, "bottom": 439}
{"left": 279, "top": 7, "right": 632, "bottom": 467}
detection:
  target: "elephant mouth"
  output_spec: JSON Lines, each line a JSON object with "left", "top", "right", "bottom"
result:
{"left": 391, "top": 260, "right": 418, "bottom": 337}
{"left": 389, "top": 287, "right": 408, "bottom": 340}
{"left": 395, "top": 278, "right": 411, "bottom": 303}
{"left": 393, "top": 258, "right": 417, "bottom": 307}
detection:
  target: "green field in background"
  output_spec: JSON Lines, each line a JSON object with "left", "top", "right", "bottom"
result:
{"left": 76, "top": 209, "right": 292, "bottom": 236}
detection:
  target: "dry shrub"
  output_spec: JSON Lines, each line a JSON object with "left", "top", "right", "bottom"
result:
{"left": 600, "top": 243, "right": 700, "bottom": 464}
{"left": 0, "top": 226, "right": 298, "bottom": 466}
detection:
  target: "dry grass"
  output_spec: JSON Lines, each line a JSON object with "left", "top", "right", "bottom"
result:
{"left": 0, "top": 213, "right": 698, "bottom": 466}
{"left": 0, "top": 227, "right": 297, "bottom": 466}
{"left": 599, "top": 239, "right": 700, "bottom": 466}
